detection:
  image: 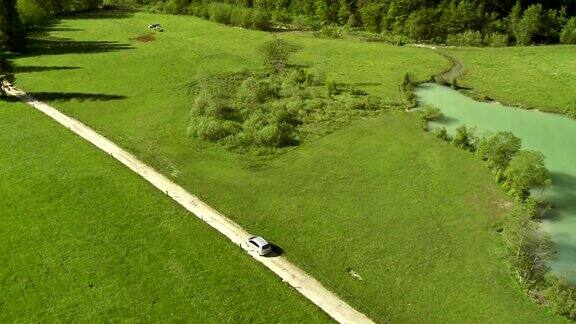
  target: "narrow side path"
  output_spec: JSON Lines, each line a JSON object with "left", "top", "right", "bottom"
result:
{"left": 1, "top": 82, "right": 374, "bottom": 324}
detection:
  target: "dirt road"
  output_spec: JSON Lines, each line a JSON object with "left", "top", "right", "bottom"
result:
{"left": 2, "top": 82, "right": 374, "bottom": 324}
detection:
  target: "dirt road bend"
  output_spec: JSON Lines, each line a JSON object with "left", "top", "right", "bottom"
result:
{"left": 2, "top": 82, "right": 374, "bottom": 324}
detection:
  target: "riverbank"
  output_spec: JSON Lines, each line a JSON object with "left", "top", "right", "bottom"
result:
{"left": 416, "top": 82, "right": 576, "bottom": 320}
{"left": 436, "top": 46, "right": 576, "bottom": 117}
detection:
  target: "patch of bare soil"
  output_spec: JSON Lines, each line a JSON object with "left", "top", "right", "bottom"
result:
{"left": 496, "top": 199, "right": 514, "bottom": 211}
{"left": 131, "top": 33, "right": 155, "bottom": 43}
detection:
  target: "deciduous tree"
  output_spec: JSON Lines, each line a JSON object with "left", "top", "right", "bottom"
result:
{"left": 504, "top": 150, "right": 551, "bottom": 201}
{"left": 0, "top": 0, "right": 27, "bottom": 52}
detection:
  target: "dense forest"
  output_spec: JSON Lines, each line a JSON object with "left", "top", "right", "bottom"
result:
{"left": 140, "top": 0, "right": 576, "bottom": 45}
{"left": 1, "top": 0, "right": 576, "bottom": 51}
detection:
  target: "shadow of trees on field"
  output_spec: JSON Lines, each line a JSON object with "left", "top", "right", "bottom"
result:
{"left": 60, "top": 8, "right": 136, "bottom": 20}
{"left": 42, "top": 27, "right": 84, "bottom": 32}
{"left": 2, "top": 9, "right": 135, "bottom": 104}
{"left": 28, "top": 92, "right": 127, "bottom": 102}
{"left": 13, "top": 65, "right": 81, "bottom": 74}
{"left": 7, "top": 8, "right": 136, "bottom": 59}
{"left": 11, "top": 38, "right": 133, "bottom": 58}
{"left": 1, "top": 92, "right": 127, "bottom": 103}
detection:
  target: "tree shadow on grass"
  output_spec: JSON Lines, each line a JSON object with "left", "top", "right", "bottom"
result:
{"left": 10, "top": 38, "right": 134, "bottom": 58}
{"left": 42, "top": 27, "right": 84, "bottom": 32}
{"left": 28, "top": 92, "right": 127, "bottom": 102}
{"left": 13, "top": 65, "right": 81, "bottom": 74}
{"left": 59, "top": 8, "right": 136, "bottom": 20}
{"left": 1, "top": 92, "right": 126, "bottom": 103}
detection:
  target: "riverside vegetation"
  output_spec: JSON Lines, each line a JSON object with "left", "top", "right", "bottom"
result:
{"left": 420, "top": 103, "right": 576, "bottom": 320}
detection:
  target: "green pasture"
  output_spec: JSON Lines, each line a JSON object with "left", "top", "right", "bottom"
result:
{"left": 443, "top": 45, "right": 576, "bottom": 114}
{"left": 0, "top": 100, "right": 328, "bottom": 322}
{"left": 6, "top": 9, "right": 565, "bottom": 322}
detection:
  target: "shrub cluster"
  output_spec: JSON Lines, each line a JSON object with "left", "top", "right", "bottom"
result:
{"left": 188, "top": 41, "right": 386, "bottom": 154}
{"left": 0, "top": 56, "right": 15, "bottom": 96}
{"left": 400, "top": 73, "right": 417, "bottom": 109}
{"left": 446, "top": 30, "right": 484, "bottom": 46}
{"left": 188, "top": 68, "right": 385, "bottom": 153}
{"left": 446, "top": 31, "right": 509, "bottom": 47}
{"left": 475, "top": 131, "right": 550, "bottom": 202}
{"left": 564, "top": 106, "right": 576, "bottom": 119}
{"left": 438, "top": 128, "right": 552, "bottom": 202}
{"left": 152, "top": 1, "right": 272, "bottom": 31}
{"left": 313, "top": 26, "right": 343, "bottom": 39}
{"left": 416, "top": 105, "right": 441, "bottom": 130}
{"left": 261, "top": 39, "right": 298, "bottom": 73}
{"left": 560, "top": 17, "right": 576, "bottom": 44}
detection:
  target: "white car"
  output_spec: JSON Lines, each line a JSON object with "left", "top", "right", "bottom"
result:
{"left": 247, "top": 236, "right": 272, "bottom": 256}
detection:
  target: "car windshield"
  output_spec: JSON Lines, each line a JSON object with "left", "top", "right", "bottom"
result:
{"left": 261, "top": 244, "right": 270, "bottom": 250}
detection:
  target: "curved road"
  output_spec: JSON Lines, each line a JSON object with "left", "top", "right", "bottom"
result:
{"left": 1, "top": 82, "right": 374, "bottom": 324}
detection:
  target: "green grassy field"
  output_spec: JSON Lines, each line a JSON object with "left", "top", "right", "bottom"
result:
{"left": 280, "top": 32, "right": 449, "bottom": 101}
{"left": 6, "top": 9, "right": 566, "bottom": 322}
{"left": 443, "top": 46, "right": 576, "bottom": 114}
{"left": 0, "top": 100, "right": 330, "bottom": 322}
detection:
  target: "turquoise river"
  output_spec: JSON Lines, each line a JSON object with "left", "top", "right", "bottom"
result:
{"left": 416, "top": 83, "right": 576, "bottom": 282}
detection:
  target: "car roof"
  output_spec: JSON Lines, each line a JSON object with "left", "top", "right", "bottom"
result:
{"left": 249, "top": 236, "right": 269, "bottom": 247}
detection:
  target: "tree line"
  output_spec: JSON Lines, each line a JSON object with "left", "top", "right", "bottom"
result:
{"left": 2, "top": 0, "right": 576, "bottom": 51}
{"left": 142, "top": 0, "right": 576, "bottom": 45}
{"left": 0, "top": 0, "right": 106, "bottom": 52}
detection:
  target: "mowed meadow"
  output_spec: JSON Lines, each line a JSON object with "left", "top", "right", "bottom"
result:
{"left": 443, "top": 46, "right": 576, "bottom": 114}
{"left": 6, "top": 9, "right": 566, "bottom": 322}
{"left": 0, "top": 100, "right": 329, "bottom": 322}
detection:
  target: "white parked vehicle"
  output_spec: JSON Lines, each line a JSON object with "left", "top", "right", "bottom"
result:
{"left": 247, "top": 236, "right": 272, "bottom": 256}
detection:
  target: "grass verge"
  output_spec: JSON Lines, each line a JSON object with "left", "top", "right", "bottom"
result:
{"left": 0, "top": 99, "right": 330, "bottom": 322}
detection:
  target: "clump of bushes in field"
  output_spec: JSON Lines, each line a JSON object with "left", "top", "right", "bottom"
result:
{"left": 401, "top": 73, "right": 417, "bottom": 109}
{"left": 446, "top": 30, "right": 484, "bottom": 46}
{"left": 445, "top": 31, "right": 510, "bottom": 47}
{"left": 564, "top": 106, "right": 576, "bottom": 119}
{"left": 261, "top": 39, "right": 298, "bottom": 73}
{"left": 187, "top": 40, "right": 387, "bottom": 154}
{"left": 313, "top": 26, "right": 343, "bottom": 39}
{"left": 0, "top": 56, "right": 15, "bottom": 97}
{"left": 560, "top": 17, "right": 576, "bottom": 44}
{"left": 416, "top": 105, "right": 442, "bottom": 130}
